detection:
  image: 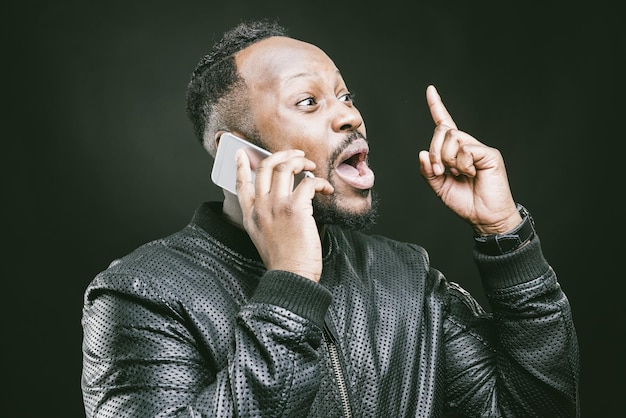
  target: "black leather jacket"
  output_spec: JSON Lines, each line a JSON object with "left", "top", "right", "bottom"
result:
{"left": 81, "top": 202, "right": 579, "bottom": 417}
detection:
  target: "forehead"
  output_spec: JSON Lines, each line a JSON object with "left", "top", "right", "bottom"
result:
{"left": 235, "top": 36, "right": 341, "bottom": 89}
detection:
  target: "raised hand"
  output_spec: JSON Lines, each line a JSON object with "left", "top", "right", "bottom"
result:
{"left": 418, "top": 85, "right": 521, "bottom": 235}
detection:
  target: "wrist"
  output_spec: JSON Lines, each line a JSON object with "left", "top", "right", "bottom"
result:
{"left": 474, "top": 203, "right": 535, "bottom": 256}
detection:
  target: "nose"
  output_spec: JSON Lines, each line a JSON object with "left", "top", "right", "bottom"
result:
{"left": 332, "top": 100, "right": 363, "bottom": 132}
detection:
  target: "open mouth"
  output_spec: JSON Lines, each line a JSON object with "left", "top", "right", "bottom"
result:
{"left": 338, "top": 152, "right": 367, "bottom": 175}
{"left": 334, "top": 141, "right": 375, "bottom": 190}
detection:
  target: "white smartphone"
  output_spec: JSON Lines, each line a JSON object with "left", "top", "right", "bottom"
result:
{"left": 211, "top": 132, "right": 313, "bottom": 195}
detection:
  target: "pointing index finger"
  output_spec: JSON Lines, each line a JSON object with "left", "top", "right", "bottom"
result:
{"left": 427, "top": 85, "right": 457, "bottom": 130}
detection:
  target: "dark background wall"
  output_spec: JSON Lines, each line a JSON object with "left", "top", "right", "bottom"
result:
{"left": 6, "top": 0, "right": 622, "bottom": 416}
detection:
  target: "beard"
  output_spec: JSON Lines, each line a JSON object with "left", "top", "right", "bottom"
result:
{"left": 313, "top": 189, "right": 379, "bottom": 230}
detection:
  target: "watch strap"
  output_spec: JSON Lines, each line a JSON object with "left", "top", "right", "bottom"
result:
{"left": 474, "top": 204, "right": 535, "bottom": 256}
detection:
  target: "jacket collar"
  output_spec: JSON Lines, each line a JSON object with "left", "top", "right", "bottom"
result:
{"left": 191, "top": 201, "right": 263, "bottom": 262}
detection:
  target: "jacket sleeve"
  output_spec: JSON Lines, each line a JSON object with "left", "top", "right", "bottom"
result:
{"left": 442, "top": 235, "right": 580, "bottom": 417}
{"left": 81, "top": 270, "right": 332, "bottom": 418}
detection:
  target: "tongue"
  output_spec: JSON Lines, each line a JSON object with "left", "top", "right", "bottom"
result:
{"left": 335, "top": 161, "right": 375, "bottom": 190}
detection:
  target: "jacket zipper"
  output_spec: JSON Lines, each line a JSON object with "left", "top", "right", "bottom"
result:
{"left": 323, "top": 322, "right": 352, "bottom": 418}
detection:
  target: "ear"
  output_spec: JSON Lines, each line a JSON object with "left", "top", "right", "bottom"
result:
{"left": 214, "top": 130, "right": 228, "bottom": 149}
{"left": 206, "top": 130, "right": 228, "bottom": 158}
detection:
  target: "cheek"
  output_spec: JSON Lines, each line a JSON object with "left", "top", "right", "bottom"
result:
{"left": 255, "top": 119, "right": 332, "bottom": 168}
{"left": 305, "top": 147, "right": 333, "bottom": 173}
{"left": 279, "top": 133, "right": 330, "bottom": 164}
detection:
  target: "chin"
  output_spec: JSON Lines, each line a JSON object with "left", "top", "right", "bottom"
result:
{"left": 313, "top": 189, "right": 378, "bottom": 230}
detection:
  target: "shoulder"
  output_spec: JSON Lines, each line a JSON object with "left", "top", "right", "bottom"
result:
{"left": 84, "top": 225, "right": 213, "bottom": 305}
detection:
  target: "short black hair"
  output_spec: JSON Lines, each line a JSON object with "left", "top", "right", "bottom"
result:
{"left": 185, "top": 19, "right": 289, "bottom": 154}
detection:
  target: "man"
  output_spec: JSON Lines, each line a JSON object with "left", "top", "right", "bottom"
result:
{"left": 81, "top": 19, "right": 579, "bottom": 417}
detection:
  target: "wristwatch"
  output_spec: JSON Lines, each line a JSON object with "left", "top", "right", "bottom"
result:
{"left": 474, "top": 203, "right": 535, "bottom": 256}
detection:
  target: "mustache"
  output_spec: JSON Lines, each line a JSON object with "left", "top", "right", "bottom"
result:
{"left": 329, "top": 131, "right": 367, "bottom": 163}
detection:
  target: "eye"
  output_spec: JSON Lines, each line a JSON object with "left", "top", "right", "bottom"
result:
{"left": 297, "top": 97, "right": 317, "bottom": 106}
{"left": 339, "top": 92, "right": 353, "bottom": 103}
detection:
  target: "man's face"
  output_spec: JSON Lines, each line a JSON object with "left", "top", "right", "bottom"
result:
{"left": 234, "top": 36, "right": 376, "bottom": 226}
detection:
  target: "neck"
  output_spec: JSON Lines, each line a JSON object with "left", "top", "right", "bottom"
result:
{"left": 222, "top": 192, "right": 245, "bottom": 229}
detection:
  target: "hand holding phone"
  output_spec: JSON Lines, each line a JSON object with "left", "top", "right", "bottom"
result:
{"left": 211, "top": 132, "right": 313, "bottom": 195}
